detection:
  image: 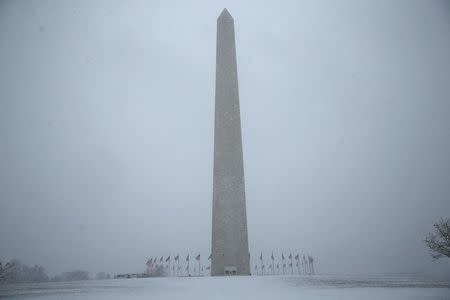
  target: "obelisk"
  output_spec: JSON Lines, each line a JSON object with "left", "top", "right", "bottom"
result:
{"left": 211, "top": 8, "right": 250, "bottom": 276}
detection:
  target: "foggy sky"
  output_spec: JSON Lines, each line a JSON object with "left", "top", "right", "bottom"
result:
{"left": 1, "top": 0, "right": 450, "bottom": 277}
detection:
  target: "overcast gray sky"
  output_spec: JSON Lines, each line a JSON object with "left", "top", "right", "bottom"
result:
{"left": 1, "top": 0, "right": 450, "bottom": 277}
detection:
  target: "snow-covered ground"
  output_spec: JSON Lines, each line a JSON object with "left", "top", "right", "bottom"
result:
{"left": 0, "top": 275, "right": 449, "bottom": 299}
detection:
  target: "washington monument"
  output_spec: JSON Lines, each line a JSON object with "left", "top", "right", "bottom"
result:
{"left": 211, "top": 9, "right": 250, "bottom": 276}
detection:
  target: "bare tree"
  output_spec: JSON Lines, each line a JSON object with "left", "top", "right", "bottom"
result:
{"left": 0, "top": 261, "right": 15, "bottom": 282}
{"left": 424, "top": 218, "right": 450, "bottom": 260}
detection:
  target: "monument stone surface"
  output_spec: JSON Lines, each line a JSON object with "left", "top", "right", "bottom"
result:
{"left": 211, "top": 8, "right": 250, "bottom": 276}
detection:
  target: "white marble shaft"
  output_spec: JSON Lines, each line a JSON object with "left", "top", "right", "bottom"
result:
{"left": 211, "top": 8, "right": 250, "bottom": 276}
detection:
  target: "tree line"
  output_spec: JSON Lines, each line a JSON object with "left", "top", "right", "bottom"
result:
{"left": 0, "top": 259, "right": 110, "bottom": 284}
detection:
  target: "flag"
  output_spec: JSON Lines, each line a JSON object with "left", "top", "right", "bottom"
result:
{"left": 195, "top": 254, "right": 200, "bottom": 261}
{"left": 259, "top": 252, "right": 262, "bottom": 260}
{"left": 175, "top": 255, "right": 179, "bottom": 261}
{"left": 289, "top": 253, "right": 292, "bottom": 260}
{"left": 186, "top": 254, "right": 189, "bottom": 262}
{"left": 295, "top": 254, "right": 299, "bottom": 260}
{"left": 271, "top": 252, "right": 274, "bottom": 260}
{"left": 282, "top": 253, "right": 285, "bottom": 260}
{"left": 208, "top": 254, "right": 212, "bottom": 260}
{"left": 166, "top": 256, "right": 170, "bottom": 262}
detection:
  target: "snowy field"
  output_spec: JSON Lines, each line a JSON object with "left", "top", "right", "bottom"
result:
{"left": 0, "top": 275, "right": 449, "bottom": 300}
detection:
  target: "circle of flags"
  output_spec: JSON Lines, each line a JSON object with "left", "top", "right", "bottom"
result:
{"left": 143, "top": 251, "right": 315, "bottom": 277}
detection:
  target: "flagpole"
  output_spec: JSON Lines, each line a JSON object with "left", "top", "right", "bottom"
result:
{"left": 291, "top": 256, "right": 293, "bottom": 275}
{"left": 271, "top": 252, "right": 274, "bottom": 276}
{"left": 187, "top": 255, "right": 190, "bottom": 276}
{"left": 309, "top": 256, "right": 311, "bottom": 275}
{"left": 302, "top": 255, "right": 305, "bottom": 275}
{"left": 259, "top": 252, "right": 262, "bottom": 276}
{"left": 307, "top": 256, "right": 310, "bottom": 275}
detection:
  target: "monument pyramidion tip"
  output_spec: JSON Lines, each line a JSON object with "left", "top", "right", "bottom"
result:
{"left": 218, "top": 8, "right": 233, "bottom": 22}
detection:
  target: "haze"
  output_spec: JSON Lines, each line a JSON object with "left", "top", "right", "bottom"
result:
{"left": 1, "top": 0, "right": 450, "bottom": 277}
